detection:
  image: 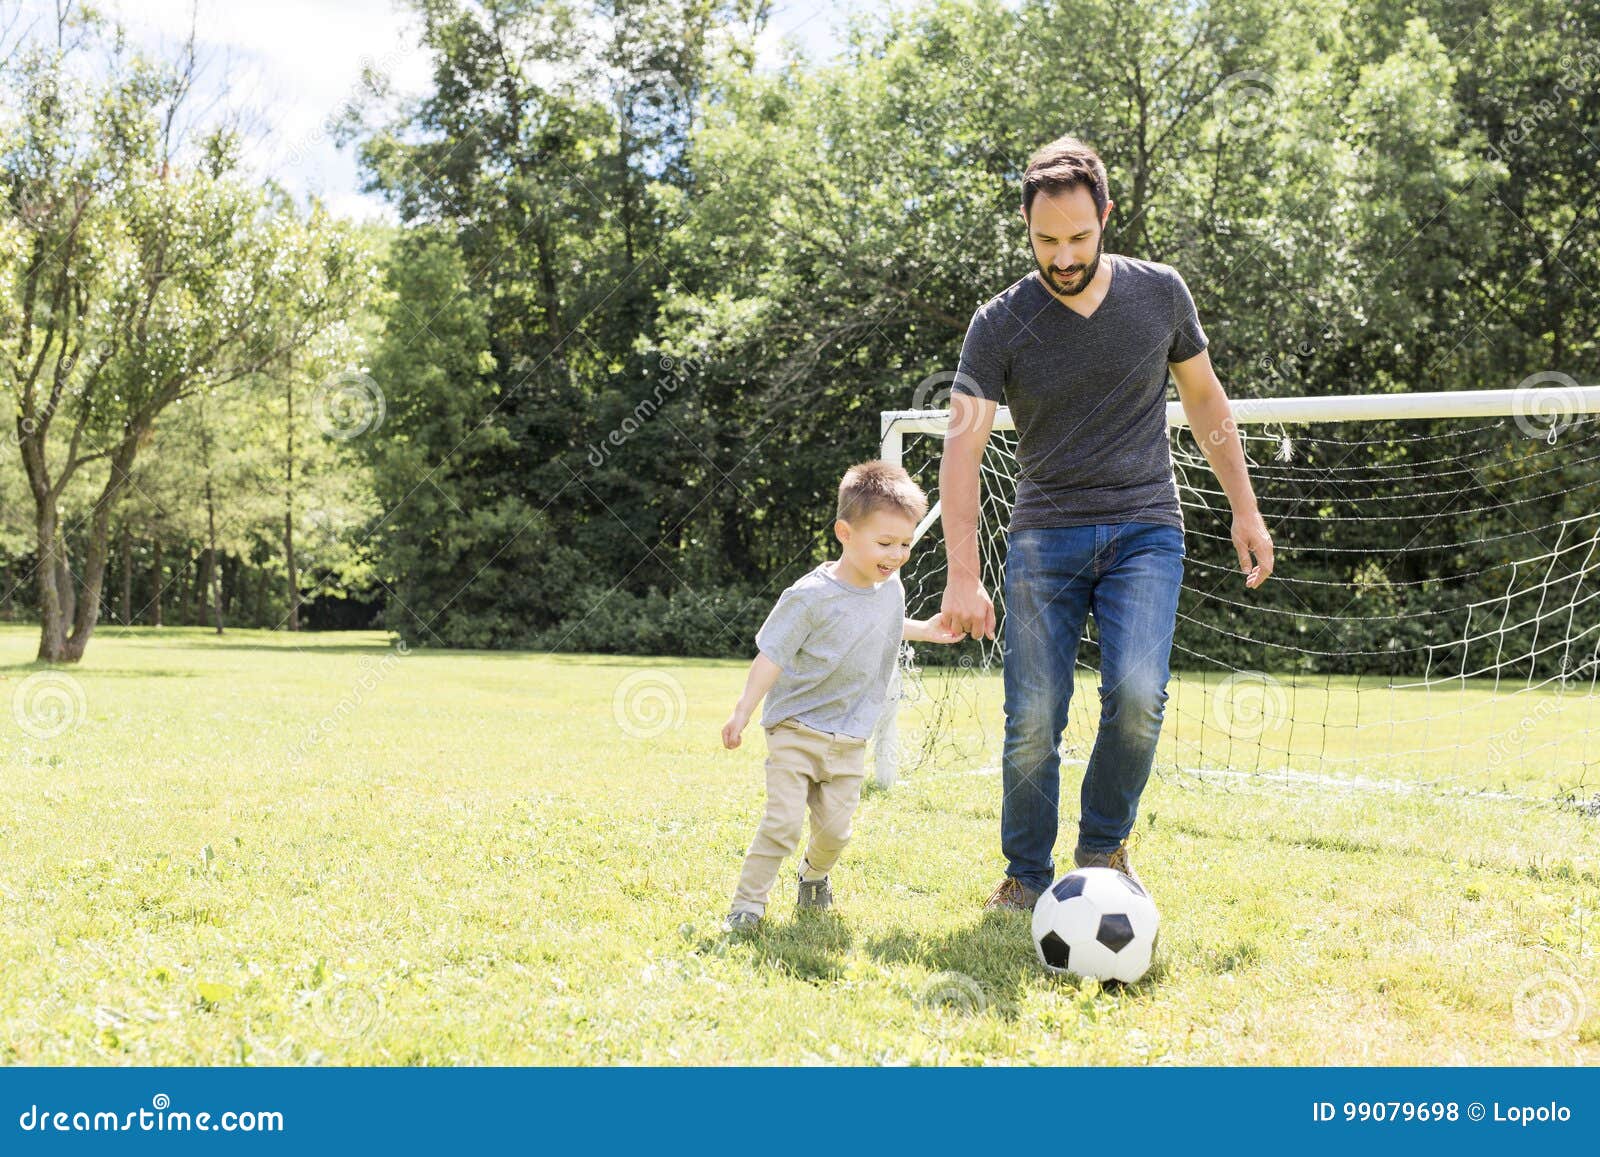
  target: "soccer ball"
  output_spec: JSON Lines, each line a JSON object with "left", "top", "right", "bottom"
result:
{"left": 1031, "top": 867, "right": 1160, "bottom": 984}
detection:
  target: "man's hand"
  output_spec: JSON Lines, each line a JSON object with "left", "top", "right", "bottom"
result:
{"left": 940, "top": 578, "right": 996, "bottom": 640}
{"left": 1233, "top": 512, "right": 1275, "bottom": 589}
{"left": 721, "top": 706, "right": 752, "bottom": 749}
{"left": 905, "top": 616, "right": 966, "bottom": 644}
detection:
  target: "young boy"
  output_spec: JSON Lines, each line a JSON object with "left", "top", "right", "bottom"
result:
{"left": 720, "top": 460, "right": 965, "bottom": 930}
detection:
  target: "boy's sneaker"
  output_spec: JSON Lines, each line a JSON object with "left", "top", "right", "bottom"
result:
{"left": 983, "top": 876, "right": 1041, "bottom": 911}
{"left": 1074, "top": 841, "right": 1146, "bottom": 893}
{"left": 797, "top": 875, "right": 833, "bottom": 910}
{"left": 723, "top": 910, "right": 762, "bottom": 933}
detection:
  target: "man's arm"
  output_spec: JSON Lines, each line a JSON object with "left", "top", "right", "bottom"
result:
{"left": 938, "top": 390, "right": 999, "bottom": 637}
{"left": 1171, "top": 349, "right": 1274, "bottom": 589}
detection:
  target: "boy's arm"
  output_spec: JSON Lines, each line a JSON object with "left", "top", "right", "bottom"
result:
{"left": 903, "top": 616, "right": 965, "bottom": 643}
{"left": 722, "top": 653, "right": 783, "bottom": 749}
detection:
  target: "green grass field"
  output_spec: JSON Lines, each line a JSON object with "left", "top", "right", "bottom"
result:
{"left": 1, "top": 624, "right": 1595, "bottom": 1065}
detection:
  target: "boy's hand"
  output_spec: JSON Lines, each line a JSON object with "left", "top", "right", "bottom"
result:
{"left": 906, "top": 616, "right": 966, "bottom": 644}
{"left": 722, "top": 707, "right": 751, "bottom": 749}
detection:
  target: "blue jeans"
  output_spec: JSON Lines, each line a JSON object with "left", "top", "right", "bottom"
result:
{"left": 1000, "top": 522, "right": 1185, "bottom": 892}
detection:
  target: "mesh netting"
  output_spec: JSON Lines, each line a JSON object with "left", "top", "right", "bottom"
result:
{"left": 886, "top": 413, "right": 1600, "bottom": 803}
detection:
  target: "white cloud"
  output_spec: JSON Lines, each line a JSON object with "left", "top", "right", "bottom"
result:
{"left": 17, "top": 0, "right": 887, "bottom": 220}
{"left": 90, "top": 0, "right": 432, "bottom": 221}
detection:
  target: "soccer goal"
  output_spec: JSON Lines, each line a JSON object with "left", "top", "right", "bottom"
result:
{"left": 871, "top": 382, "right": 1600, "bottom": 803}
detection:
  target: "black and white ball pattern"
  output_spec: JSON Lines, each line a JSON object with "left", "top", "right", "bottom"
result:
{"left": 1031, "top": 867, "right": 1160, "bottom": 983}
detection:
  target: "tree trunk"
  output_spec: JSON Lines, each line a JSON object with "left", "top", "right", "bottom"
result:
{"left": 57, "top": 443, "right": 141, "bottom": 661}
{"left": 151, "top": 537, "right": 163, "bottom": 627}
{"left": 205, "top": 477, "right": 223, "bottom": 634}
{"left": 54, "top": 540, "right": 76, "bottom": 630}
{"left": 221, "top": 551, "right": 235, "bottom": 618}
{"left": 195, "top": 549, "right": 213, "bottom": 628}
{"left": 285, "top": 374, "right": 300, "bottom": 631}
{"left": 174, "top": 552, "right": 189, "bottom": 623}
{"left": 120, "top": 527, "right": 133, "bottom": 625}
{"left": 33, "top": 500, "right": 68, "bottom": 662}
{"left": 618, "top": 114, "right": 636, "bottom": 269}
{"left": 212, "top": 558, "right": 224, "bottom": 633}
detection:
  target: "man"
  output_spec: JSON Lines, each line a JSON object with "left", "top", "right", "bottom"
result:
{"left": 938, "top": 135, "right": 1274, "bottom": 910}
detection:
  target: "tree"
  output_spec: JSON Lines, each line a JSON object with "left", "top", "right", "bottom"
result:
{"left": 1, "top": 15, "right": 373, "bottom": 659}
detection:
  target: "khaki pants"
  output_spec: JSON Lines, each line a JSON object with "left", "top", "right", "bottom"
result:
{"left": 731, "top": 718, "right": 869, "bottom": 915}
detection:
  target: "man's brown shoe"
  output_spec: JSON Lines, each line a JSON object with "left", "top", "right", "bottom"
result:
{"left": 1074, "top": 841, "right": 1146, "bottom": 893}
{"left": 984, "top": 876, "right": 1042, "bottom": 911}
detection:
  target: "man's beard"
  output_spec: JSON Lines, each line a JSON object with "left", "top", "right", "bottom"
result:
{"left": 1037, "top": 235, "right": 1104, "bottom": 297}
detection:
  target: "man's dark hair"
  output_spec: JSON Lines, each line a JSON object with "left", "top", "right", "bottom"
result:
{"left": 1021, "top": 135, "right": 1109, "bottom": 221}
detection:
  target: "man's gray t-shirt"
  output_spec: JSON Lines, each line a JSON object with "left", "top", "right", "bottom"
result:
{"left": 755, "top": 563, "right": 904, "bottom": 740}
{"left": 953, "top": 254, "right": 1208, "bottom": 531}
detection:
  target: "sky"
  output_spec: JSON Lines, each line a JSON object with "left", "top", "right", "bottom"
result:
{"left": 14, "top": 0, "right": 885, "bottom": 221}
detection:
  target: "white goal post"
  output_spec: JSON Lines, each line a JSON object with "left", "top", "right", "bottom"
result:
{"left": 870, "top": 383, "right": 1600, "bottom": 788}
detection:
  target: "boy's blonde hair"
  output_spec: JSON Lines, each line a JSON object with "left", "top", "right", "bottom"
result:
{"left": 836, "top": 459, "right": 929, "bottom": 527}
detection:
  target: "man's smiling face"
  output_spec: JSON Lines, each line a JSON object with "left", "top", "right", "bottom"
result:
{"left": 1022, "top": 184, "right": 1112, "bottom": 298}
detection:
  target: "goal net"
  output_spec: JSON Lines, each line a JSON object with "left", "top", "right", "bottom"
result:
{"left": 873, "top": 383, "right": 1600, "bottom": 808}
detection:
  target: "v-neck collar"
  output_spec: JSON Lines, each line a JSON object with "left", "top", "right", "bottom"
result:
{"left": 1037, "top": 253, "right": 1117, "bottom": 321}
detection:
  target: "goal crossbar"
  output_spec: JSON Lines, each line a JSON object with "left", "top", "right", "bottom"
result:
{"left": 881, "top": 384, "right": 1600, "bottom": 445}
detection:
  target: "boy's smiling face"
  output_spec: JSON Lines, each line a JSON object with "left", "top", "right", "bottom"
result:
{"left": 834, "top": 507, "right": 917, "bottom": 587}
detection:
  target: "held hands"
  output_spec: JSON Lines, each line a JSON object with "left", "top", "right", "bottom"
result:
{"left": 906, "top": 615, "right": 966, "bottom": 644}
{"left": 721, "top": 705, "right": 751, "bottom": 749}
{"left": 938, "top": 578, "right": 996, "bottom": 641}
{"left": 1233, "top": 512, "right": 1275, "bottom": 589}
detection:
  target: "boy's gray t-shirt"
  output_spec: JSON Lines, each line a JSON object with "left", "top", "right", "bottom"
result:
{"left": 952, "top": 254, "right": 1208, "bottom": 531}
{"left": 755, "top": 563, "right": 904, "bottom": 740}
